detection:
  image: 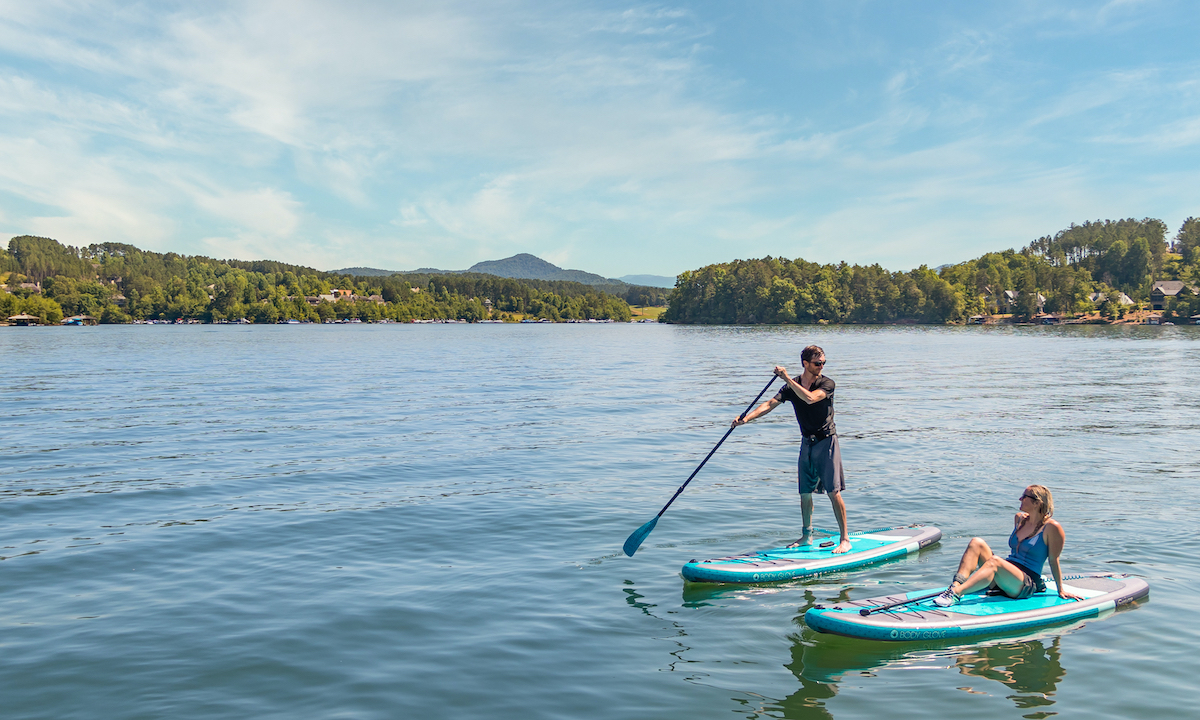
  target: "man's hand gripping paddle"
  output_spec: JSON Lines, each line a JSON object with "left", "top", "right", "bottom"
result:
{"left": 622, "top": 375, "right": 778, "bottom": 557}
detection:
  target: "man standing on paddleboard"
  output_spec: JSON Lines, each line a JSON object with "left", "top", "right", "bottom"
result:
{"left": 731, "top": 345, "right": 851, "bottom": 553}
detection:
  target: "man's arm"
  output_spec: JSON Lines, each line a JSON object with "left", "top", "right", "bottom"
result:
{"left": 773, "top": 366, "right": 827, "bottom": 405}
{"left": 732, "top": 398, "right": 780, "bottom": 427}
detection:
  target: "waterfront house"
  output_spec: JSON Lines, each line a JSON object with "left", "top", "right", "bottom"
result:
{"left": 61, "top": 315, "right": 98, "bottom": 326}
{"left": 1088, "top": 291, "right": 1134, "bottom": 306}
{"left": 7, "top": 313, "right": 42, "bottom": 325}
{"left": 988, "top": 289, "right": 1046, "bottom": 312}
{"left": 986, "top": 289, "right": 1045, "bottom": 313}
{"left": 1145, "top": 314, "right": 1162, "bottom": 325}
{"left": 1150, "top": 280, "right": 1199, "bottom": 311}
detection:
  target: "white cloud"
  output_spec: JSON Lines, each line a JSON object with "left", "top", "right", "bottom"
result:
{"left": 0, "top": 132, "right": 177, "bottom": 248}
{"left": 395, "top": 204, "right": 428, "bottom": 228}
{"left": 189, "top": 186, "right": 301, "bottom": 239}
{"left": 0, "top": 1, "right": 1198, "bottom": 276}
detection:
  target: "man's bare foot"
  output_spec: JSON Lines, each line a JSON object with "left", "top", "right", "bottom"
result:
{"left": 786, "top": 534, "right": 813, "bottom": 548}
{"left": 831, "top": 539, "right": 853, "bottom": 554}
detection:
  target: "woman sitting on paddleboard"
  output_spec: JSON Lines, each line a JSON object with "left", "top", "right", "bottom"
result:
{"left": 934, "top": 485, "right": 1082, "bottom": 607}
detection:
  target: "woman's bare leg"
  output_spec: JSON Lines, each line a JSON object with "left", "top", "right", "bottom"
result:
{"left": 955, "top": 555, "right": 1028, "bottom": 597}
{"left": 953, "top": 537, "right": 994, "bottom": 580}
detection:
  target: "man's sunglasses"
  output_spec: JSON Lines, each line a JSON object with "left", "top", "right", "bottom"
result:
{"left": 808, "top": 360, "right": 826, "bottom": 367}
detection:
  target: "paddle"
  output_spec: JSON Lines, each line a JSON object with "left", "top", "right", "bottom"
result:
{"left": 858, "top": 588, "right": 947, "bottom": 616}
{"left": 623, "top": 375, "right": 778, "bottom": 557}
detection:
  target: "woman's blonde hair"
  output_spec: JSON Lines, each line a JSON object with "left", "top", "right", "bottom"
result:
{"left": 1026, "top": 484, "right": 1054, "bottom": 518}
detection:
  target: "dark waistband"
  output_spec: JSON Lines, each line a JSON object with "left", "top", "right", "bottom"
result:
{"left": 802, "top": 430, "right": 835, "bottom": 443}
{"left": 1009, "top": 560, "right": 1048, "bottom": 591}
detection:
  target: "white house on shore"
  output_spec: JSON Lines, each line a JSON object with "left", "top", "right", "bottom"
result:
{"left": 1088, "top": 291, "right": 1134, "bottom": 306}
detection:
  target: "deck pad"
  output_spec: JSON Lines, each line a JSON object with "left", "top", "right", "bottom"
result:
{"left": 883, "top": 581, "right": 1108, "bottom": 617}
{"left": 680, "top": 525, "right": 942, "bottom": 584}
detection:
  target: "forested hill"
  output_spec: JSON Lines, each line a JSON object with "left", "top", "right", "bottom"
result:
{"left": 662, "top": 216, "right": 1200, "bottom": 324}
{"left": 466, "top": 253, "right": 621, "bottom": 286}
{"left": 333, "top": 254, "right": 631, "bottom": 287}
{"left": 0, "top": 236, "right": 640, "bottom": 324}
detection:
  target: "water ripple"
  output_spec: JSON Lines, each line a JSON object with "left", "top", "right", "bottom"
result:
{"left": 1, "top": 324, "right": 1197, "bottom": 719}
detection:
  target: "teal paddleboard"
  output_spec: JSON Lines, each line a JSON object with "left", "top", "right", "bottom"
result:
{"left": 804, "top": 573, "right": 1148, "bottom": 641}
{"left": 681, "top": 525, "right": 941, "bottom": 583}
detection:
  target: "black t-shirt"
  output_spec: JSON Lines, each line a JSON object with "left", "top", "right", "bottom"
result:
{"left": 774, "top": 375, "right": 835, "bottom": 436}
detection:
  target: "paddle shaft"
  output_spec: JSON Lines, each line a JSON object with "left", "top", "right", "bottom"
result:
{"left": 650, "top": 375, "right": 778, "bottom": 520}
{"left": 858, "top": 588, "right": 947, "bottom": 616}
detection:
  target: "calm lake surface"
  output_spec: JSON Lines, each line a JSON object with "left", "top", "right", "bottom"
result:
{"left": 2, "top": 323, "right": 1197, "bottom": 719}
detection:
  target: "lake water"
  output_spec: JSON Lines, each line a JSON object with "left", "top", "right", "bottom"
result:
{"left": 2, "top": 323, "right": 1197, "bottom": 719}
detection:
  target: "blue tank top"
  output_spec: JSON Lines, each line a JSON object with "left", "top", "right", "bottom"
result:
{"left": 1006, "top": 524, "right": 1048, "bottom": 576}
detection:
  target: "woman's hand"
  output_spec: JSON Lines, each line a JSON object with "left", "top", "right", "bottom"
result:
{"left": 1059, "top": 589, "right": 1084, "bottom": 601}
{"left": 1014, "top": 511, "right": 1030, "bottom": 527}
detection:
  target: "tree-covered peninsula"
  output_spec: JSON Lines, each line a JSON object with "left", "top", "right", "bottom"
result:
{"left": 662, "top": 217, "right": 1200, "bottom": 324}
{"left": 0, "top": 237, "right": 635, "bottom": 324}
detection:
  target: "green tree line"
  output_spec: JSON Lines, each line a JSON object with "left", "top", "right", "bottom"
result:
{"left": 1, "top": 236, "right": 632, "bottom": 324}
{"left": 663, "top": 217, "right": 1200, "bottom": 325}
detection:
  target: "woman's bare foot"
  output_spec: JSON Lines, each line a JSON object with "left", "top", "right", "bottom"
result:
{"left": 831, "top": 539, "right": 853, "bottom": 554}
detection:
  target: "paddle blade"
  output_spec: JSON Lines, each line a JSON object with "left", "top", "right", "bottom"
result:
{"left": 623, "top": 516, "right": 659, "bottom": 557}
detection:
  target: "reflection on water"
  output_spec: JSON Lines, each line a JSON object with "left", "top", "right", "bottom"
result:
{"left": 954, "top": 638, "right": 1065, "bottom": 715}
{"left": 751, "top": 671, "right": 837, "bottom": 720}
{"left": 624, "top": 579, "right": 658, "bottom": 616}
{"left": 779, "top": 606, "right": 1070, "bottom": 719}
{"left": 674, "top": 586, "right": 1074, "bottom": 719}
{"left": 770, "top": 635, "right": 1067, "bottom": 719}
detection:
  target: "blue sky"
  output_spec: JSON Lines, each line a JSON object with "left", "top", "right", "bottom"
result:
{"left": 1, "top": 1, "right": 1197, "bottom": 277}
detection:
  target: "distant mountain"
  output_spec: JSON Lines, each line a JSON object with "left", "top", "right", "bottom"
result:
{"left": 331, "top": 266, "right": 399, "bottom": 276}
{"left": 466, "top": 253, "right": 623, "bottom": 286}
{"left": 331, "top": 266, "right": 458, "bottom": 276}
{"left": 334, "top": 254, "right": 667, "bottom": 289}
{"left": 617, "top": 274, "right": 676, "bottom": 288}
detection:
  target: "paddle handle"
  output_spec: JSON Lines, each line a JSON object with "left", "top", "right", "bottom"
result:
{"left": 652, "top": 374, "right": 777, "bottom": 519}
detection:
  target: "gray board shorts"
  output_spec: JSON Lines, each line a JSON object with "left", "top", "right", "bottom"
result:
{"left": 798, "top": 434, "right": 846, "bottom": 495}
{"left": 1004, "top": 562, "right": 1044, "bottom": 599}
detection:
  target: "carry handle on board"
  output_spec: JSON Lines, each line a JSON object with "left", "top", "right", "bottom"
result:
{"left": 623, "top": 374, "right": 778, "bottom": 557}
